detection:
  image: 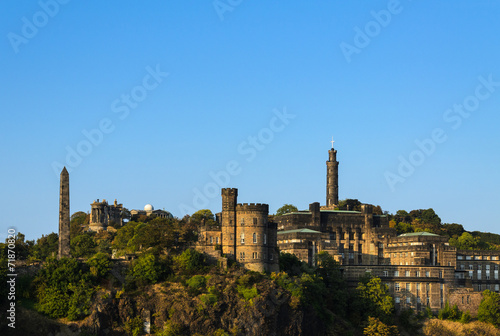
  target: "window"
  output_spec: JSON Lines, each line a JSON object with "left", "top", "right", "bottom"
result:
{"left": 416, "top": 271, "right": 421, "bottom": 277}
{"left": 416, "top": 283, "right": 421, "bottom": 290}
{"left": 383, "top": 271, "right": 389, "bottom": 277}
{"left": 406, "top": 283, "right": 411, "bottom": 291}
{"left": 486, "top": 265, "right": 491, "bottom": 270}
{"left": 417, "top": 297, "right": 421, "bottom": 304}
{"left": 394, "top": 271, "right": 400, "bottom": 277}
{"left": 264, "top": 234, "right": 267, "bottom": 245}
{"left": 253, "top": 252, "right": 258, "bottom": 259}
{"left": 241, "top": 233, "right": 245, "bottom": 244}
{"left": 460, "top": 264, "right": 465, "bottom": 270}
{"left": 469, "top": 265, "right": 473, "bottom": 270}
{"left": 495, "top": 284, "right": 499, "bottom": 292}
{"left": 241, "top": 218, "right": 245, "bottom": 225}
{"left": 478, "top": 270, "right": 482, "bottom": 280}
{"left": 395, "top": 297, "right": 400, "bottom": 303}
{"left": 240, "top": 252, "right": 245, "bottom": 260}
{"left": 495, "top": 270, "right": 499, "bottom": 280}
{"left": 210, "top": 236, "right": 213, "bottom": 244}
{"left": 216, "top": 237, "right": 219, "bottom": 244}
{"left": 405, "top": 271, "right": 410, "bottom": 277}
{"left": 253, "top": 233, "right": 257, "bottom": 244}
{"left": 439, "top": 271, "right": 443, "bottom": 278}
{"left": 253, "top": 218, "right": 258, "bottom": 225}
{"left": 425, "top": 271, "right": 430, "bottom": 277}
{"left": 395, "top": 283, "right": 400, "bottom": 291}
{"left": 478, "top": 265, "right": 482, "bottom": 270}
{"left": 469, "top": 271, "right": 473, "bottom": 279}
{"left": 406, "top": 297, "right": 411, "bottom": 304}
{"left": 478, "top": 284, "right": 482, "bottom": 291}
{"left": 270, "top": 253, "right": 274, "bottom": 260}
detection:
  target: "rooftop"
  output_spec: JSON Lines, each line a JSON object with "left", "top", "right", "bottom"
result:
{"left": 278, "top": 228, "right": 322, "bottom": 235}
{"left": 398, "top": 232, "right": 441, "bottom": 237}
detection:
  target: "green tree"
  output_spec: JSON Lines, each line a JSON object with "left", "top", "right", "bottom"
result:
{"left": 338, "top": 199, "right": 362, "bottom": 211}
{"left": 478, "top": 290, "right": 500, "bottom": 327}
{"left": 71, "top": 233, "right": 97, "bottom": 258}
{"left": 355, "top": 275, "right": 394, "bottom": 323}
{"left": 191, "top": 209, "right": 216, "bottom": 225}
{"left": 70, "top": 211, "right": 88, "bottom": 239}
{"left": 276, "top": 204, "right": 298, "bottom": 216}
{"left": 86, "top": 252, "right": 111, "bottom": 279}
{"left": 175, "top": 248, "right": 206, "bottom": 273}
{"left": 279, "top": 252, "right": 303, "bottom": 276}
{"left": 363, "top": 316, "right": 399, "bottom": 336}
{"left": 30, "top": 232, "right": 59, "bottom": 261}
{"left": 128, "top": 253, "right": 163, "bottom": 286}
{"left": 438, "top": 301, "right": 461, "bottom": 321}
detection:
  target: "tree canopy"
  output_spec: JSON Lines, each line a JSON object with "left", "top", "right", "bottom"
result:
{"left": 276, "top": 204, "right": 298, "bottom": 216}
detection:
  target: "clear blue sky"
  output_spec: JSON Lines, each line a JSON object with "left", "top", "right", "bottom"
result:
{"left": 1, "top": 1, "right": 500, "bottom": 241}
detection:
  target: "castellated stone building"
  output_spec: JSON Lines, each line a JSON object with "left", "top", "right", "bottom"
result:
{"left": 274, "top": 143, "right": 500, "bottom": 315}
{"left": 197, "top": 188, "right": 279, "bottom": 273}
{"left": 89, "top": 199, "right": 123, "bottom": 231}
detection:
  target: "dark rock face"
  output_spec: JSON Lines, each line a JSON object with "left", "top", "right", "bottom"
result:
{"left": 75, "top": 271, "right": 330, "bottom": 336}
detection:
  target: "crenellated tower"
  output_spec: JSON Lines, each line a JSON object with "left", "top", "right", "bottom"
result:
{"left": 221, "top": 188, "right": 238, "bottom": 260}
{"left": 326, "top": 140, "right": 339, "bottom": 207}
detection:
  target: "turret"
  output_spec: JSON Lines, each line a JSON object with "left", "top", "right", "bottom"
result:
{"left": 221, "top": 188, "right": 238, "bottom": 259}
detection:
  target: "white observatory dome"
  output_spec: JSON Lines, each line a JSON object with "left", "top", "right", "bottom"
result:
{"left": 144, "top": 204, "right": 154, "bottom": 211}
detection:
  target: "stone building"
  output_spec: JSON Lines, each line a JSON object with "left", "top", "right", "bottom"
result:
{"left": 197, "top": 188, "right": 279, "bottom": 273}
{"left": 274, "top": 143, "right": 500, "bottom": 313}
{"left": 130, "top": 204, "right": 173, "bottom": 220}
{"left": 89, "top": 199, "right": 123, "bottom": 231}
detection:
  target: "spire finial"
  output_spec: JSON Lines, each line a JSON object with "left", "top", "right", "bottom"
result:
{"left": 331, "top": 136, "right": 335, "bottom": 149}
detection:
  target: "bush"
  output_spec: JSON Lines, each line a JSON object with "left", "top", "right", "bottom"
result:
{"left": 478, "top": 290, "right": 500, "bottom": 327}
{"left": 128, "top": 254, "right": 163, "bottom": 287}
{"left": 460, "top": 310, "right": 471, "bottom": 324}
{"left": 175, "top": 249, "right": 206, "bottom": 273}
{"left": 186, "top": 275, "right": 206, "bottom": 293}
{"left": 200, "top": 293, "right": 218, "bottom": 307}
{"left": 236, "top": 285, "right": 258, "bottom": 301}
{"left": 87, "top": 252, "right": 111, "bottom": 280}
{"left": 363, "top": 316, "right": 399, "bottom": 336}
{"left": 124, "top": 316, "right": 144, "bottom": 336}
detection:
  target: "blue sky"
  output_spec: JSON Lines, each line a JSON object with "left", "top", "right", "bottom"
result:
{"left": 1, "top": 1, "right": 500, "bottom": 241}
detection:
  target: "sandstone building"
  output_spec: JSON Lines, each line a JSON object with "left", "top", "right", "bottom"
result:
{"left": 197, "top": 188, "right": 279, "bottom": 273}
{"left": 274, "top": 143, "right": 500, "bottom": 315}
{"left": 89, "top": 199, "right": 123, "bottom": 231}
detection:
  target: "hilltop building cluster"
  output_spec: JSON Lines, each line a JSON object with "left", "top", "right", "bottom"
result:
{"left": 196, "top": 143, "right": 500, "bottom": 314}
{"left": 57, "top": 141, "right": 499, "bottom": 315}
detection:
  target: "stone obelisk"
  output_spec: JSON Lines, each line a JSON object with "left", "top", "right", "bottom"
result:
{"left": 58, "top": 167, "right": 70, "bottom": 259}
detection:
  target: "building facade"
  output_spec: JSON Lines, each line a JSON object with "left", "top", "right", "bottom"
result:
{"left": 198, "top": 188, "right": 279, "bottom": 273}
{"left": 274, "top": 143, "right": 500, "bottom": 314}
{"left": 89, "top": 199, "right": 123, "bottom": 231}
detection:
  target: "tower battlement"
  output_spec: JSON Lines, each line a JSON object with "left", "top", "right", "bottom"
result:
{"left": 236, "top": 203, "right": 269, "bottom": 212}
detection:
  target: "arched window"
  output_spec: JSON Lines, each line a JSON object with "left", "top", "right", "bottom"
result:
{"left": 253, "top": 233, "right": 257, "bottom": 243}
{"left": 241, "top": 233, "right": 245, "bottom": 244}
